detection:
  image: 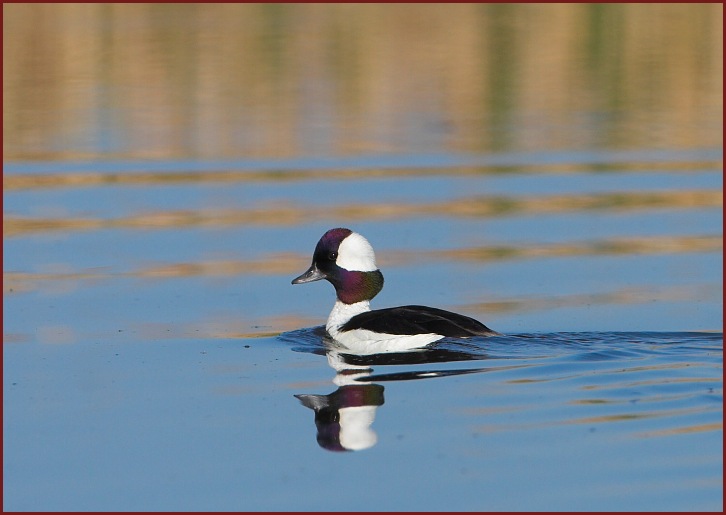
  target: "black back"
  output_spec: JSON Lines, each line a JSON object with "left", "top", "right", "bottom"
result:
{"left": 340, "top": 305, "right": 497, "bottom": 337}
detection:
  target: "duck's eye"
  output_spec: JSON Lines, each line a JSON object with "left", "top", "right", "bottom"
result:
{"left": 328, "top": 251, "right": 337, "bottom": 261}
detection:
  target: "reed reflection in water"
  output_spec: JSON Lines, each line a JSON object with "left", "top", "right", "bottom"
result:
{"left": 3, "top": 3, "right": 723, "bottom": 160}
{"left": 3, "top": 156, "right": 723, "bottom": 339}
{"left": 3, "top": 3, "right": 723, "bottom": 341}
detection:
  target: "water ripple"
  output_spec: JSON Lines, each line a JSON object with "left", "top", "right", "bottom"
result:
{"left": 281, "top": 329, "right": 722, "bottom": 444}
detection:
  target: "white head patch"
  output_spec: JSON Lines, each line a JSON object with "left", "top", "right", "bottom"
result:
{"left": 336, "top": 232, "right": 378, "bottom": 272}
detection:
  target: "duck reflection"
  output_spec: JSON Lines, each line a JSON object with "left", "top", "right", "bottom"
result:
{"left": 293, "top": 332, "right": 491, "bottom": 452}
{"left": 295, "top": 380, "right": 384, "bottom": 451}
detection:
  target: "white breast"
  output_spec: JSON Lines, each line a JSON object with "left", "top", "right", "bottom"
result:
{"left": 327, "top": 300, "right": 371, "bottom": 332}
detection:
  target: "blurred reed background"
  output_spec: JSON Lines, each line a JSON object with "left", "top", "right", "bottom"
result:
{"left": 4, "top": 3, "right": 722, "bottom": 160}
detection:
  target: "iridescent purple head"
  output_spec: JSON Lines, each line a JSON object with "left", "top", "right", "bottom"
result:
{"left": 292, "top": 228, "right": 384, "bottom": 304}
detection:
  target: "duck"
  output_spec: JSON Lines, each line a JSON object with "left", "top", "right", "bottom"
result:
{"left": 292, "top": 227, "right": 498, "bottom": 353}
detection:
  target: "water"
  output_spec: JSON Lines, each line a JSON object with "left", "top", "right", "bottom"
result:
{"left": 3, "top": 3, "right": 723, "bottom": 512}
{"left": 4, "top": 329, "right": 722, "bottom": 511}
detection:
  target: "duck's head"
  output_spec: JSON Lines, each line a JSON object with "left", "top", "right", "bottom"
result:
{"left": 292, "top": 228, "right": 384, "bottom": 304}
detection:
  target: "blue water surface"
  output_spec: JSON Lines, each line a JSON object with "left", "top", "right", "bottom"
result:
{"left": 4, "top": 4, "right": 723, "bottom": 510}
{"left": 3, "top": 329, "right": 722, "bottom": 511}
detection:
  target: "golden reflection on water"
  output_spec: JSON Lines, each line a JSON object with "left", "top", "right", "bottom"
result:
{"left": 3, "top": 189, "right": 722, "bottom": 238}
{"left": 471, "top": 396, "right": 722, "bottom": 437}
{"left": 3, "top": 159, "right": 721, "bottom": 192}
{"left": 3, "top": 3, "right": 722, "bottom": 160}
{"left": 637, "top": 422, "right": 723, "bottom": 438}
{"left": 570, "top": 407, "right": 714, "bottom": 425}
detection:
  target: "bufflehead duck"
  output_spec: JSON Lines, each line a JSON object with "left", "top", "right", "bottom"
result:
{"left": 292, "top": 228, "right": 497, "bottom": 352}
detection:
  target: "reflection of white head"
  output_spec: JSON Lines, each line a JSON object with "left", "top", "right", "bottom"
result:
{"left": 336, "top": 232, "right": 378, "bottom": 272}
{"left": 338, "top": 406, "right": 378, "bottom": 451}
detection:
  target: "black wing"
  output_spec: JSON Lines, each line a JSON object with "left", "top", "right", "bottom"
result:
{"left": 341, "top": 305, "right": 497, "bottom": 337}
